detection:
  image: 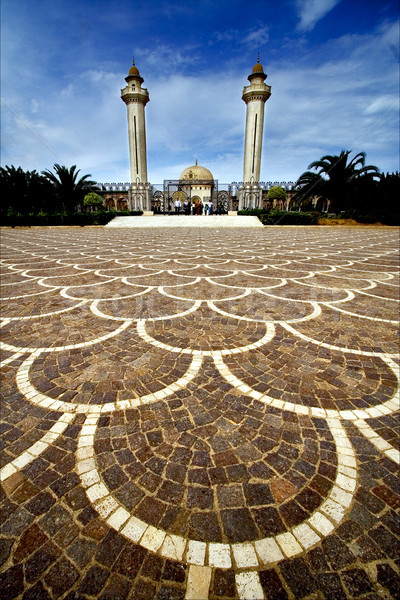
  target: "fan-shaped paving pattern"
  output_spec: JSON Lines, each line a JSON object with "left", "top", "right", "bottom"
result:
{"left": 224, "top": 334, "right": 397, "bottom": 411}
{"left": 1, "top": 226, "right": 399, "bottom": 600}
{"left": 94, "top": 365, "right": 338, "bottom": 544}
{"left": 29, "top": 339, "right": 193, "bottom": 405}
{"left": 145, "top": 305, "right": 268, "bottom": 351}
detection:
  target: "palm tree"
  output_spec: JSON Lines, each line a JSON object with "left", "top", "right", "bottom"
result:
{"left": 42, "top": 164, "right": 98, "bottom": 212}
{"left": 293, "top": 150, "right": 380, "bottom": 213}
{"left": 0, "top": 165, "right": 53, "bottom": 215}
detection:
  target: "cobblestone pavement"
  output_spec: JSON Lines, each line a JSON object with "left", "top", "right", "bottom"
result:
{"left": 1, "top": 226, "right": 399, "bottom": 600}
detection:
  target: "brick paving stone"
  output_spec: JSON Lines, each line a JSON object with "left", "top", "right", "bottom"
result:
{"left": 341, "top": 568, "right": 373, "bottom": 596}
{"left": 1, "top": 226, "right": 399, "bottom": 599}
{"left": 279, "top": 557, "right": 318, "bottom": 597}
{"left": 259, "top": 568, "right": 288, "bottom": 599}
{"left": 377, "top": 564, "right": 400, "bottom": 598}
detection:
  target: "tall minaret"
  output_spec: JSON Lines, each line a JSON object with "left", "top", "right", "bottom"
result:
{"left": 121, "top": 59, "right": 149, "bottom": 186}
{"left": 239, "top": 57, "right": 271, "bottom": 209}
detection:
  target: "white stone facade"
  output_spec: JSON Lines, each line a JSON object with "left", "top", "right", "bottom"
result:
{"left": 239, "top": 60, "right": 271, "bottom": 210}
{"left": 121, "top": 61, "right": 151, "bottom": 211}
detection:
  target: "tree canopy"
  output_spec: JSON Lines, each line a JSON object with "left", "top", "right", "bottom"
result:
{"left": 293, "top": 150, "right": 381, "bottom": 213}
{"left": 84, "top": 192, "right": 104, "bottom": 207}
{"left": 0, "top": 165, "right": 54, "bottom": 216}
{"left": 267, "top": 186, "right": 286, "bottom": 201}
{"left": 42, "top": 164, "right": 98, "bottom": 213}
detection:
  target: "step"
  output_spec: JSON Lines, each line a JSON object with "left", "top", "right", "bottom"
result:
{"left": 105, "top": 216, "right": 263, "bottom": 228}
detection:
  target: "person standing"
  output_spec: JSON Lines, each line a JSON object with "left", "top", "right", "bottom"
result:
{"left": 174, "top": 198, "right": 181, "bottom": 214}
{"left": 204, "top": 203, "right": 209, "bottom": 215}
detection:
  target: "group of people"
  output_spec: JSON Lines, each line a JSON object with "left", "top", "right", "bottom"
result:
{"left": 174, "top": 199, "right": 213, "bottom": 215}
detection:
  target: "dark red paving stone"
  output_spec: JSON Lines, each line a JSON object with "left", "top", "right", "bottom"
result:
{"left": 377, "top": 564, "right": 400, "bottom": 598}
{"left": 220, "top": 508, "right": 259, "bottom": 542}
{"left": 25, "top": 490, "right": 56, "bottom": 515}
{"left": 279, "top": 499, "right": 309, "bottom": 528}
{"left": 63, "top": 593, "right": 89, "bottom": 600}
{"left": 83, "top": 518, "right": 109, "bottom": 541}
{"left": 99, "top": 573, "right": 132, "bottom": 600}
{"left": 372, "top": 484, "right": 400, "bottom": 510}
{"left": 243, "top": 482, "right": 274, "bottom": 505}
{"left": 95, "top": 530, "right": 127, "bottom": 568}
{"left": 9, "top": 479, "right": 40, "bottom": 504}
{"left": 140, "top": 553, "right": 164, "bottom": 580}
{"left": 1, "top": 506, "right": 36, "bottom": 536}
{"left": 341, "top": 569, "right": 373, "bottom": 597}
{"left": 113, "top": 544, "right": 147, "bottom": 579}
{"left": 22, "top": 581, "right": 52, "bottom": 600}
{"left": 0, "top": 563, "right": 24, "bottom": 600}
{"left": 102, "top": 465, "right": 130, "bottom": 490}
{"left": 12, "top": 523, "right": 48, "bottom": 563}
{"left": 78, "top": 565, "right": 110, "bottom": 595}
{"left": 66, "top": 537, "right": 97, "bottom": 567}
{"left": 78, "top": 505, "right": 99, "bottom": 526}
{"left": 50, "top": 472, "right": 80, "bottom": 497}
{"left": 24, "top": 541, "right": 61, "bottom": 584}
{"left": 369, "top": 525, "right": 400, "bottom": 557}
{"left": 217, "top": 485, "right": 246, "bottom": 508}
{"left": 163, "top": 560, "right": 186, "bottom": 583}
{"left": 278, "top": 557, "right": 318, "bottom": 598}
{"left": 335, "top": 519, "right": 364, "bottom": 543}
{"left": 65, "top": 485, "right": 91, "bottom": 511}
{"left": 0, "top": 538, "right": 14, "bottom": 567}
{"left": 187, "top": 486, "right": 213, "bottom": 509}
{"left": 189, "top": 512, "right": 222, "bottom": 542}
{"left": 316, "top": 573, "right": 348, "bottom": 600}
{"left": 135, "top": 496, "right": 166, "bottom": 526}
{"left": 259, "top": 569, "right": 288, "bottom": 600}
{"left": 156, "top": 585, "right": 185, "bottom": 600}
{"left": 128, "top": 578, "right": 157, "bottom": 599}
{"left": 44, "top": 557, "right": 79, "bottom": 597}
{"left": 210, "top": 569, "right": 236, "bottom": 598}
{"left": 321, "top": 535, "right": 357, "bottom": 570}
{"left": 53, "top": 521, "right": 80, "bottom": 548}
{"left": 114, "top": 481, "right": 144, "bottom": 510}
{"left": 253, "top": 505, "right": 286, "bottom": 536}
{"left": 306, "top": 547, "right": 330, "bottom": 573}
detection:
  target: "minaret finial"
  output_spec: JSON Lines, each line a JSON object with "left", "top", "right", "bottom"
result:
{"left": 257, "top": 52, "right": 260, "bottom": 63}
{"left": 132, "top": 57, "right": 136, "bottom": 66}
{"left": 195, "top": 158, "right": 198, "bottom": 166}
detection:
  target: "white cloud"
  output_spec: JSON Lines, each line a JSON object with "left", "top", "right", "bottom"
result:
{"left": 212, "top": 24, "right": 269, "bottom": 49}
{"left": 364, "top": 95, "right": 399, "bottom": 115}
{"left": 1, "top": 7, "right": 398, "bottom": 185}
{"left": 295, "top": 0, "right": 342, "bottom": 32}
{"left": 242, "top": 25, "right": 270, "bottom": 46}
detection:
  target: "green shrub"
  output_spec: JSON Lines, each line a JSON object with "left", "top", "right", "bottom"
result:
{"left": 238, "top": 209, "right": 270, "bottom": 216}
{"left": 258, "top": 210, "right": 319, "bottom": 225}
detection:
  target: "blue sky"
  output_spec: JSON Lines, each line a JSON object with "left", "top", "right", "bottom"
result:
{"left": 1, "top": 0, "right": 399, "bottom": 185}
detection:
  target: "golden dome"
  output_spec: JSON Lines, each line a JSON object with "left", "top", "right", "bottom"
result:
{"left": 180, "top": 161, "right": 213, "bottom": 181}
{"left": 128, "top": 59, "right": 140, "bottom": 77}
{"left": 252, "top": 62, "right": 264, "bottom": 73}
{"left": 252, "top": 54, "right": 264, "bottom": 73}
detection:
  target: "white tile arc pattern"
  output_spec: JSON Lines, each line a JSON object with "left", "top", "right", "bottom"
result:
{"left": 1, "top": 227, "right": 399, "bottom": 600}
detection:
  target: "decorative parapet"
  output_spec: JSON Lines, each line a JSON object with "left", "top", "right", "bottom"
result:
{"left": 98, "top": 182, "right": 297, "bottom": 191}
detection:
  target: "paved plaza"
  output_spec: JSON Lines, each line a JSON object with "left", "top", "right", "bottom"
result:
{"left": 0, "top": 225, "right": 399, "bottom": 600}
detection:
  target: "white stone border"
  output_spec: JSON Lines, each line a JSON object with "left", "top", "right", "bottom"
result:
{"left": 13, "top": 351, "right": 203, "bottom": 415}
{"left": 0, "top": 413, "right": 75, "bottom": 481}
{"left": 136, "top": 319, "right": 276, "bottom": 357}
{"left": 76, "top": 415, "right": 358, "bottom": 569}
{"left": 213, "top": 349, "right": 400, "bottom": 428}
